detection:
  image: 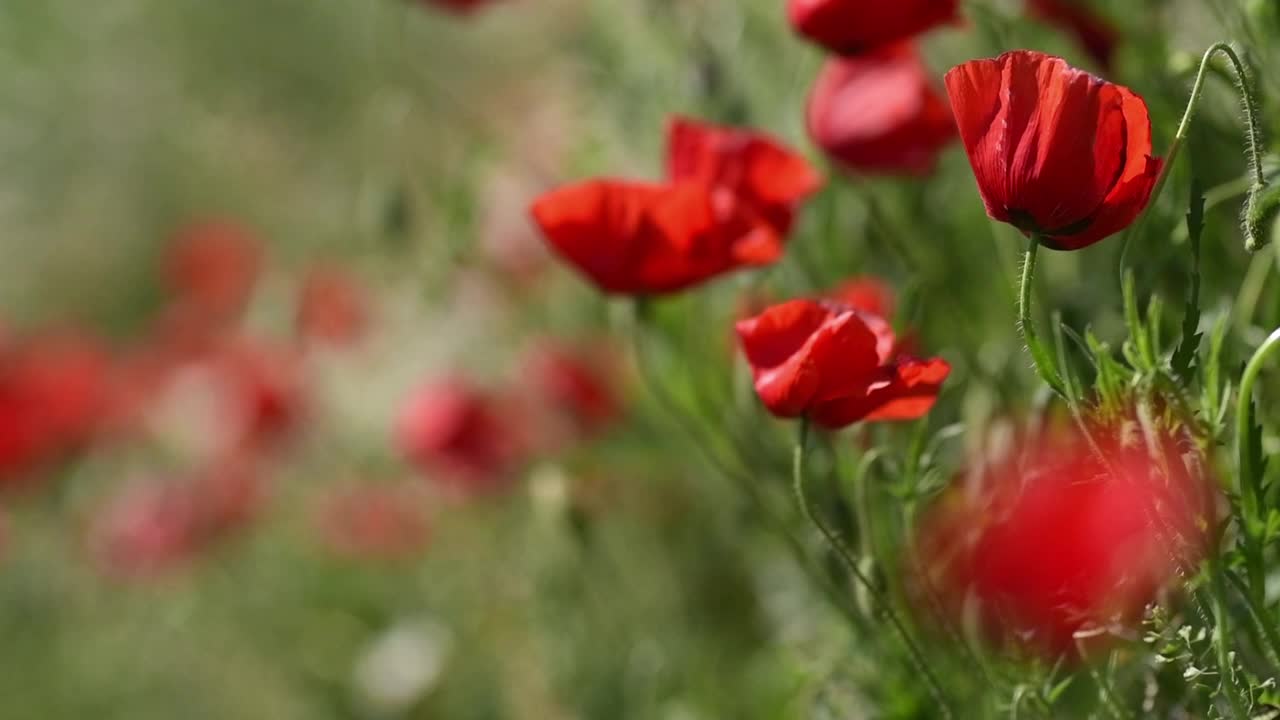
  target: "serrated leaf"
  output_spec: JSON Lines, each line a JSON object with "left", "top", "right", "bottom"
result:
{"left": 1174, "top": 177, "right": 1205, "bottom": 379}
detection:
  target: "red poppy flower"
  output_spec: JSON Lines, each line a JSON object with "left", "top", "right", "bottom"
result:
{"left": 214, "top": 339, "right": 306, "bottom": 452}
{"left": 807, "top": 44, "right": 956, "bottom": 176}
{"left": 316, "top": 484, "right": 431, "bottom": 560}
{"left": 0, "top": 333, "right": 112, "bottom": 484}
{"left": 945, "top": 50, "right": 1162, "bottom": 250}
{"left": 787, "top": 0, "right": 961, "bottom": 55}
{"left": 296, "top": 265, "right": 370, "bottom": 348}
{"left": 523, "top": 343, "right": 620, "bottom": 442}
{"left": 531, "top": 117, "right": 821, "bottom": 295}
{"left": 395, "top": 379, "right": 524, "bottom": 495}
{"left": 163, "top": 219, "right": 263, "bottom": 328}
{"left": 1027, "top": 0, "right": 1119, "bottom": 71}
{"left": 89, "top": 482, "right": 200, "bottom": 579}
{"left": 735, "top": 298, "right": 949, "bottom": 428}
{"left": 829, "top": 276, "right": 895, "bottom": 320}
{"left": 914, "top": 419, "right": 1216, "bottom": 657}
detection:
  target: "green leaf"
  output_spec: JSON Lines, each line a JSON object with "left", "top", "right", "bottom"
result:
{"left": 1173, "top": 176, "right": 1205, "bottom": 380}
{"left": 1123, "top": 270, "right": 1156, "bottom": 373}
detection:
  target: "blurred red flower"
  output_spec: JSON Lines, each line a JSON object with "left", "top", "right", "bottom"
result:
{"left": 1027, "top": 0, "right": 1119, "bottom": 71}
{"left": 296, "top": 265, "right": 370, "bottom": 348}
{"left": 214, "top": 339, "right": 306, "bottom": 453}
{"left": 163, "top": 219, "right": 263, "bottom": 329}
{"left": 89, "top": 482, "right": 199, "bottom": 579}
{"left": 735, "top": 298, "right": 948, "bottom": 428}
{"left": 189, "top": 459, "right": 264, "bottom": 538}
{"left": 117, "top": 336, "right": 305, "bottom": 461}
{"left": 89, "top": 461, "right": 266, "bottom": 580}
{"left": 914, "top": 419, "right": 1217, "bottom": 657}
{"left": 787, "top": 0, "right": 960, "bottom": 55}
{"left": 829, "top": 276, "right": 896, "bottom": 320}
{"left": 945, "top": 50, "right": 1161, "bottom": 250}
{"left": 0, "top": 333, "right": 112, "bottom": 484}
{"left": 523, "top": 343, "right": 620, "bottom": 442}
{"left": 531, "top": 117, "right": 821, "bottom": 295}
{"left": 316, "top": 484, "right": 431, "bottom": 560}
{"left": 807, "top": 43, "right": 956, "bottom": 176}
{"left": 396, "top": 379, "right": 524, "bottom": 495}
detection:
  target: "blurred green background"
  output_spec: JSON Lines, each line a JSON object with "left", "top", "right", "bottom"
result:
{"left": 1, "top": 0, "right": 1280, "bottom": 718}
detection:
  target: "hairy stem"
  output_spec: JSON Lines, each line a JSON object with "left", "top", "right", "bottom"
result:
{"left": 792, "top": 419, "right": 954, "bottom": 718}
{"left": 1019, "top": 236, "right": 1067, "bottom": 398}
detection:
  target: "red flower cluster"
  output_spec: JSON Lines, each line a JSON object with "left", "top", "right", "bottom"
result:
{"left": 787, "top": 0, "right": 960, "bottom": 55}
{"left": 736, "top": 287, "right": 948, "bottom": 429}
{"left": 946, "top": 50, "right": 1161, "bottom": 250}
{"left": 64, "top": 220, "right": 380, "bottom": 577}
{"left": 531, "top": 117, "right": 821, "bottom": 295}
{"left": 914, "top": 419, "right": 1217, "bottom": 657}
{"left": 793, "top": 0, "right": 958, "bottom": 177}
{"left": 807, "top": 43, "right": 956, "bottom": 176}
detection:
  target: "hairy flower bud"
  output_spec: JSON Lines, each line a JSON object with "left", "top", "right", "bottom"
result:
{"left": 1245, "top": 181, "right": 1280, "bottom": 252}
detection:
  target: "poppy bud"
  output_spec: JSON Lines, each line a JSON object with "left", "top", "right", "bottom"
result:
{"left": 1245, "top": 181, "right": 1280, "bottom": 252}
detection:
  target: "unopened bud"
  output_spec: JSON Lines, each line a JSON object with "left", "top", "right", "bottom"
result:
{"left": 1245, "top": 182, "right": 1280, "bottom": 252}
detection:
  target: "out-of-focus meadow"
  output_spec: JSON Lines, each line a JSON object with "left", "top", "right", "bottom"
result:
{"left": 4, "top": 0, "right": 1280, "bottom": 718}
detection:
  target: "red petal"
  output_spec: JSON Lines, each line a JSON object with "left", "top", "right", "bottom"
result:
{"left": 807, "top": 44, "right": 956, "bottom": 176}
{"left": 946, "top": 50, "right": 1160, "bottom": 248}
{"left": 829, "top": 277, "right": 895, "bottom": 320}
{"left": 811, "top": 356, "right": 949, "bottom": 428}
{"left": 787, "top": 0, "right": 961, "bottom": 55}
{"left": 530, "top": 180, "right": 716, "bottom": 294}
{"left": 735, "top": 300, "right": 881, "bottom": 417}
{"left": 1042, "top": 88, "right": 1161, "bottom": 250}
{"left": 666, "top": 116, "right": 822, "bottom": 211}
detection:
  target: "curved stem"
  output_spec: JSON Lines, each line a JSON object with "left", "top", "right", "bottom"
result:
{"left": 629, "top": 302, "right": 870, "bottom": 634}
{"left": 792, "top": 420, "right": 954, "bottom": 719}
{"left": 1160, "top": 42, "right": 1264, "bottom": 208}
{"left": 1237, "top": 327, "right": 1280, "bottom": 498}
{"left": 1019, "top": 237, "right": 1067, "bottom": 398}
{"left": 1235, "top": 327, "right": 1280, "bottom": 601}
{"left": 1121, "top": 41, "right": 1266, "bottom": 266}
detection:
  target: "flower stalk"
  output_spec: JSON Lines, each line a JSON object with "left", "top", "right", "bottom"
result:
{"left": 792, "top": 418, "right": 954, "bottom": 719}
{"left": 1019, "top": 237, "right": 1067, "bottom": 398}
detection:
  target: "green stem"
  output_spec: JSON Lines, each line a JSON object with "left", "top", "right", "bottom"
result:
{"left": 792, "top": 420, "right": 954, "bottom": 718}
{"left": 1019, "top": 237, "right": 1067, "bottom": 398}
{"left": 1226, "top": 570, "right": 1280, "bottom": 671}
{"left": 629, "top": 302, "right": 870, "bottom": 635}
{"left": 1121, "top": 41, "right": 1266, "bottom": 265}
{"left": 1236, "top": 327, "right": 1280, "bottom": 603}
{"left": 1209, "top": 554, "right": 1250, "bottom": 720}
{"left": 1172, "top": 43, "right": 1264, "bottom": 189}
